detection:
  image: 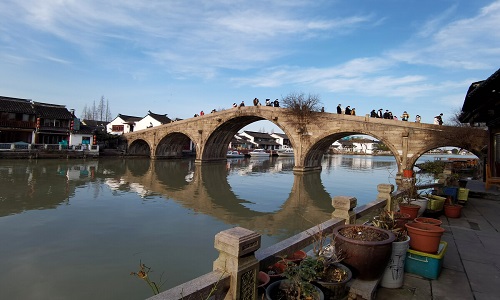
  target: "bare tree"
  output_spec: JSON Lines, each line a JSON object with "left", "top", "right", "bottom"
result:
{"left": 105, "top": 99, "right": 112, "bottom": 122}
{"left": 281, "top": 92, "right": 322, "bottom": 132}
{"left": 80, "top": 105, "right": 93, "bottom": 120}
{"left": 80, "top": 96, "right": 113, "bottom": 121}
{"left": 97, "top": 96, "right": 105, "bottom": 121}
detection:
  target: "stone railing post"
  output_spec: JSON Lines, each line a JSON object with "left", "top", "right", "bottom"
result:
{"left": 213, "top": 227, "right": 261, "bottom": 300}
{"left": 332, "top": 196, "right": 357, "bottom": 224}
{"left": 377, "top": 184, "right": 394, "bottom": 211}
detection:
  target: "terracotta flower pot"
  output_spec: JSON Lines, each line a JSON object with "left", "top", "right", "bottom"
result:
{"left": 403, "top": 169, "right": 414, "bottom": 178}
{"left": 258, "top": 271, "right": 271, "bottom": 288}
{"left": 333, "top": 225, "right": 395, "bottom": 280}
{"left": 444, "top": 204, "right": 463, "bottom": 218}
{"left": 405, "top": 222, "right": 445, "bottom": 253}
{"left": 267, "top": 262, "right": 286, "bottom": 280}
{"left": 395, "top": 212, "right": 412, "bottom": 230}
{"left": 414, "top": 217, "right": 442, "bottom": 227}
{"left": 284, "top": 250, "right": 307, "bottom": 264}
{"left": 399, "top": 203, "right": 420, "bottom": 219}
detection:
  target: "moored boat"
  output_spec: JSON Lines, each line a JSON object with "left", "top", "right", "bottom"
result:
{"left": 227, "top": 150, "right": 245, "bottom": 158}
{"left": 276, "top": 148, "right": 294, "bottom": 157}
{"left": 248, "top": 148, "right": 270, "bottom": 157}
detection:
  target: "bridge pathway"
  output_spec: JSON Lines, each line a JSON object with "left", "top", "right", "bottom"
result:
{"left": 376, "top": 180, "right": 500, "bottom": 300}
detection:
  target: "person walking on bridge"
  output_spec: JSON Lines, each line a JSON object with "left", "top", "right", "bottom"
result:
{"left": 401, "top": 111, "right": 409, "bottom": 121}
{"left": 337, "top": 104, "right": 342, "bottom": 114}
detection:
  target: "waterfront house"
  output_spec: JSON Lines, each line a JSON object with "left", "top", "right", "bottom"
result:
{"left": 270, "top": 132, "right": 291, "bottom": 149}
{"left": 106, "top": 114, "right": 142, "bottom": 135}
{"left": 134, "top": 111, "right": 172, "bottom": 131}
{"left": 351, "top": 137, "right": 379, "bottom": 154}
{"left": 81, "top": 119, "right": 108, "bottom": 134}
{"left": 0, "top": 96, "right": 75, "bottom": 145}
{"left": 228, "top": 133, "right": 252, "bottom": 150}
{"left": 68, "top": 123, "right": 96, "bottom": 147}
{"left": 239, "top": 131, "right": 281, "bottom": 150}
{"left": 33, "top": 102, "right": 74, "bottom": 144}
{"left": 0, "top": 96, "right": 37, "bottom": 143}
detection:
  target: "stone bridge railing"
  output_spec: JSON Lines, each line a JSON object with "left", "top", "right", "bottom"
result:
{"left": 146, "top": 184, "right": 414, "bottom": 300}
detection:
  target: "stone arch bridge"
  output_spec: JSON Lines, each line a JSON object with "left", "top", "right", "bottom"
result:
{"left": 124, "top": 106, "right": 487, "bottom": 175}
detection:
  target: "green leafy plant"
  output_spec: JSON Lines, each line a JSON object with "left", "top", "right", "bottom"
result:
{"left": 280, "top": 256, "right": 323, "bottom": 299}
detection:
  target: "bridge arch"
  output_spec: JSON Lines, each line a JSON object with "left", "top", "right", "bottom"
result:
{"left": 199, "top": 113, "right": 293, "bottom": 162}
{"left": 128, "top": 139, "right": 151, "bottom": 156}
{"left": 156, "top": 132, "right": 196, "bottom": 158}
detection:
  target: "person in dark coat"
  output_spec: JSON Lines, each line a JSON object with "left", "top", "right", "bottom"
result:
{"left": 345, "top": 106, "right": 351, "bottom": 115}
{"left": 273, "top": 99, "right": 280, "bottom": 107}
{"left": 337, "top": 104, "right": 342, "bottom": 114}
{"left": 383, "top": 110, "right": 390, "bottom": 119}
{"left": 370, "top": 110, "right": 378, "bottom": 118}
{"left": 377, "top": 109, "right": 383, "bottom": 118}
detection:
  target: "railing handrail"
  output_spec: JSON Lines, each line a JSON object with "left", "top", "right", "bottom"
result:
{"left": 0, "top": 143, "right": 99, "bottom": 152}
{"left": 255, "top": 217, "right": 346, "bottom": 270}
{"left": 146, "top": 271, "right": 231, "bottom": 300}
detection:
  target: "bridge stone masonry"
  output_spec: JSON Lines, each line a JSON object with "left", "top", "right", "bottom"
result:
{"left": 124, "top": 106, "right": 487, "bottom": 175}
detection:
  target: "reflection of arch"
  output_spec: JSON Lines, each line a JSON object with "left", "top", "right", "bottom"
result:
{"left": 119, "top": 159, "right": 333, "bottom": 235}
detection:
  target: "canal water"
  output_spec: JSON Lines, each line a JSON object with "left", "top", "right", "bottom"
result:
{"left": 0, "top": 154, "right": 472, "bottom": 300}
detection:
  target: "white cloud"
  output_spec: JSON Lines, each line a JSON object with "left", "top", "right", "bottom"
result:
{"left": 388, "top": 0, "right": 500, "bottom": 70}
{"left": 0, "top": 0, "right": 372, "bottom": 78}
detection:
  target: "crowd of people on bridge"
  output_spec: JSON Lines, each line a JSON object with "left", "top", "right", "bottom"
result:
{"left": 193, "top": 100, "right": 444, "bottom": 126}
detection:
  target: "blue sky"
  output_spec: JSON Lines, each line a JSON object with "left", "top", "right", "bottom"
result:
{"left": 1, "top": 0, "right": 499, "bottom": 133}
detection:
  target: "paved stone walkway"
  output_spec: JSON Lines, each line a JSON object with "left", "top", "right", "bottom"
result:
{"left": 376, "top": 180, "right": 500, "bottom": 300}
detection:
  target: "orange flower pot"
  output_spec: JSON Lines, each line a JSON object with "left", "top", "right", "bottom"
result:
{"left": 405, "top": 222, "right": 445, "bottom": 253}
{"left": 414, "top": 217, "right": 442, "bottom": 227}
{"left": 444, "top": 204, "right": 463, "bottom": 218}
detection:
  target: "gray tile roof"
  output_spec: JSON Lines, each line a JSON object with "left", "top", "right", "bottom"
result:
{"left": 147, "top": 111, "right": 172, "bottom": 124}
{"left": 0, "top": 96, "right": 36, "bottom": 114}
{"left": 33, "top": 102, "right": 73, "bottom": 119}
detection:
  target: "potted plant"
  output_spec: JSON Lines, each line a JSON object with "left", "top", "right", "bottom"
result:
{"left": 414, "top": 217, "right": 442, "bottom": 226}
{"left": 405, "top": 222, "right": 445, "bottom": 253}
{"left": 398, "top": 178, "right": 428, "bottom": 218}
{"left": 372, "top": 210, "right": 410, "bottom": 288}
{"left": 265, "top": 256, "right": 325, "bottom": 300}
{"left": 314, "top": 257, "right": 351, "bottom": 300}
{"left": 444, "top": 203, "right": 463, "bottom": 218}
{"left": 332, "top": 224, "right": 395, "bottom": 280}
{"left": 307, "top": 230, "right": 352, "bottom": 300}
{"left": 267, "top": 261, "right": 287, "bottom": 280}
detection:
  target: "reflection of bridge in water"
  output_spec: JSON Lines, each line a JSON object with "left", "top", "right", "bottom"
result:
{"left": 115, "top": 159, "right": 334, "bottom": 235}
